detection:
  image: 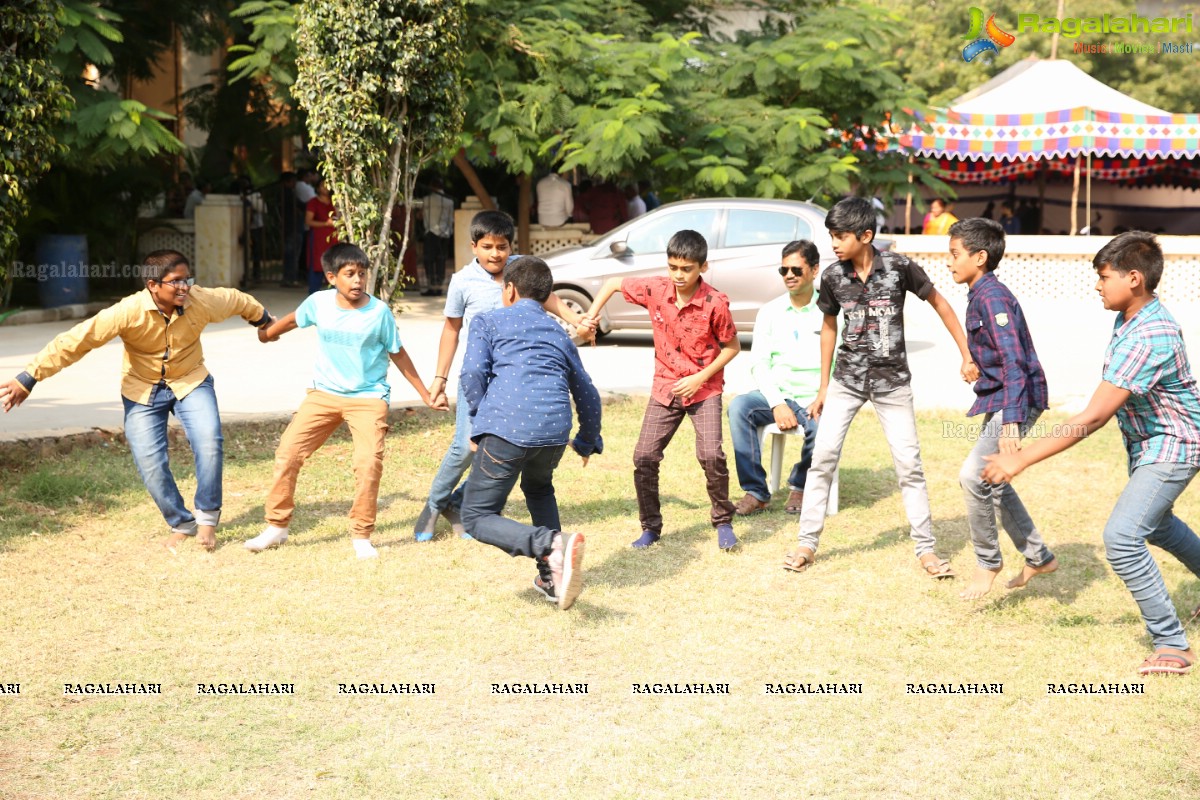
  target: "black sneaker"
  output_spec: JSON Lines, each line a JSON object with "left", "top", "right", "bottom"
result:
{"left": 534, "top": 558, "right": 557, "bottom": 602}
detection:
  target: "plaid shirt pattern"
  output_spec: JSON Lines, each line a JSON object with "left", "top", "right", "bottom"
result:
{"left": 1102, "top": 297, "right": 1200, "bottom": 470}
{"left": 621, "top": 277, "right": 737, "bottom": 408}
{"left": 964, "top": 272, "right": 1048, "bottom": 423}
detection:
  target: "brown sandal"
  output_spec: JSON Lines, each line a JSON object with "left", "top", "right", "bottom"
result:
{"left": 785, "top": 490, "right": 804, "bottom": 514}
{"left": 783, "top": 546, "right": 815, "bottom": 573}
{"left": 919, "top": 553, "right": 955, "bottom": 580}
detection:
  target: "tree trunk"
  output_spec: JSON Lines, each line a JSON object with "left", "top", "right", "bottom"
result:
{"left": 452, "top": 149, "right": 494, "bottom": 210}
{"left": 517, "top": 172, "right": 531, "bottom": 255}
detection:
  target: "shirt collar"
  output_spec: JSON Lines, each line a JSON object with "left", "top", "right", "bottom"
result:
{"left": 838, "top": 246, "right": 882, "bottom": 280}
{"left": 140, "top": 286, "right": 188, "bottom": 317}
{"left": 1114, "top": 295, "right": 1161, "bottom": 337}
{"left": 660, "top": 277, "right": 711, "bottom": 309}
{"left": 967, "top": 271, "right": 998, "bottom": 300}
{"left": 782, "top": 289, "right": 818, "bottom": 312}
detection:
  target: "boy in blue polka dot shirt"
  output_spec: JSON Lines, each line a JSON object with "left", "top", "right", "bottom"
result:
{"left": 459, "top": 256, "right": 603, "bottom": 610}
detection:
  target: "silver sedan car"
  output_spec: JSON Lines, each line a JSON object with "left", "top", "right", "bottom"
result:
{"left": 544, "top": 198, "right": 841, "bottom": 335}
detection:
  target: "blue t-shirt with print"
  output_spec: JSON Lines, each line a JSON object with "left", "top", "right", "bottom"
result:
{"left": 295, "top": 291, "right": 403, "bottom": 401}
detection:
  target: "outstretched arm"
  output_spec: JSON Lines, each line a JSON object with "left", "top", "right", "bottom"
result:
{"left": 926, "top": 288, "right": 978, "bottom": 382}
{"left": 389, "top": 347, "right": 449, "bottom": 411}
{"left": 583, "top": 277, "right": 624, "bottom": 322}
{"left": 259, "top": 312, "right": 298, "bottom": 343}
{"left": 982, "top": 381, "right": 1128, "bottom": 483}
{"left": 428, "top": 316, "right": 463, "bottom": 406}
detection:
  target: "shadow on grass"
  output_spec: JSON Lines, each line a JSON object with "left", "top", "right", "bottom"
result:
{"left": 812, "top": 515, "right": 971, "bottom": 565}
{"left": 780, "top": 466, "right": 901, "bottom": 513}
{"left": 586, "top": 520, "right": 717, "bottom": 589}
{"left": 975, "top": 542, "right": 1115, "bottom": 615}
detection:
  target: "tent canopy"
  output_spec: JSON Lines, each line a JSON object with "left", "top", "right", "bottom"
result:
{"left": 898, "top": 58, "right": 1200, "bottom": 186}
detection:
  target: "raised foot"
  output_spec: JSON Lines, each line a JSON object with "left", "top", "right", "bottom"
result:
{"left": 1006, "top": 557, "right": 1058, "bottom": 589}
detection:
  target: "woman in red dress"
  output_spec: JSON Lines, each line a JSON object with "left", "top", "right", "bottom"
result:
{"left": 305, "top": 176, "right": 339, "bottom": 294}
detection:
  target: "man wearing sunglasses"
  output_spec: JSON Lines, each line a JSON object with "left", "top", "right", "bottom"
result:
{"left": 726, "top": 240, "right": 824, "bottom": 516}
{"left": 0, "top": 250, "right": 274, "bottom": 553}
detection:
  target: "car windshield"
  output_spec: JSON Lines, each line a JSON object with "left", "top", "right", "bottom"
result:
{"left": 623, "top": 208, "right": 721, "bottom": 255}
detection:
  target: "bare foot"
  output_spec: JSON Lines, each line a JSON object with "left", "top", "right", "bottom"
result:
{"left": 196, "top": 525, "right": 217, "bottom": 552}
{"left": 161, "top": 532, "right": 189, "bottom": 555}
{"left": 959, "top": 566, "right": 1002, "bottom": 599}
{"left": 1006, "top": 557, "right": 1058, "bottom": 589}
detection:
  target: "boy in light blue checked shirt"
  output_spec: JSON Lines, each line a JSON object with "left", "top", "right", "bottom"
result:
{"left": 984, "top": 231, "right": 1200, "bottom": 677}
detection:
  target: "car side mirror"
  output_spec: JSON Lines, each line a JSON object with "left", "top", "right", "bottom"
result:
{"left": 609, "top": 241, "right": 629, "bottom": 257}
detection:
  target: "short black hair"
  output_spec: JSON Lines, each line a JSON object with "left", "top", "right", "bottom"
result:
{"left": 322, "top": 242, "right": 370, "bottom": 275}
{"left": 143, "top": 250, "right": 190, "bottom": 283}
{"left": 1093, "top": 231, "right": 1163, "bottom": 292}
{"left": 824, "top": 197, "right": 875, "bottom": 237}
{"left": 949, "top": 218, "right": 1006, "bottom": 272}
{"left": 502, "top": 255, "right": 553, "bottom": 302}
{"left": 470, "top": 210, "right": 515, "bottom": 245}
{"left": 666, "top": 229, "right": 707, "bottom": 264}
{"left": 781, "top": 239, "right": 820, "bottom": 268}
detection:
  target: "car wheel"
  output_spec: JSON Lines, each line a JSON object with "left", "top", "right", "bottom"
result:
{"left": 553, "top": 286, "right": 610, "bottom": 338}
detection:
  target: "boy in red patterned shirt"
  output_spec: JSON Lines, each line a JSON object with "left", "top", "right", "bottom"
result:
{"left": 585, "top": 230, "right": 742, "bottom": 550}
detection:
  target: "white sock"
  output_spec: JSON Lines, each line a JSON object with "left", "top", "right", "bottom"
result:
{"left": 353, "top": 539, "right": 378, "bottom": 559}
{"left": 244, "top": 525, "right": 288, "bottom": 552}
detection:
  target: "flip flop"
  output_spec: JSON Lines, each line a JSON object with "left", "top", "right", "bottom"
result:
{"left": 1137, "top": 650, "right": 1194, "bottom": 676}
{"left": 919, "top": 554, "right": 955, "bottom": 580}
{"left": 783, "top": 547, "right": 815, "bottom": 573}
{"left": 785, "top": 490, "right": 804, "bottom": 514}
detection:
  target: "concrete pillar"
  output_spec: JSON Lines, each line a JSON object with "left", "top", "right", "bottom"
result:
{"left": 193, "top": 194, "right": 245, "bottom": 287}
{"left": 454, "top": 196, "right": 483, "bottom": 273}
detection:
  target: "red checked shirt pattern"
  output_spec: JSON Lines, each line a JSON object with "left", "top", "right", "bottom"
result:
{"left": 621, "top": 277, "right": 737, "bottom": 407}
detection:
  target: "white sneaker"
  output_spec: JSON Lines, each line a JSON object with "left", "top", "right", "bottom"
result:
{"left": 353, "top": 539, "right": 378, "bottom": 559}
{"left": 244, "top": 525, "right": 289, "bottom": 552}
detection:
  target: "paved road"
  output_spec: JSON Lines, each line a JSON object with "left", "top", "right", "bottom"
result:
{"left": 2, "top": 285, "right": 1197, "bottom": 442}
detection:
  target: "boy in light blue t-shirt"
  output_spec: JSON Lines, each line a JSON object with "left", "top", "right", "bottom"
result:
{"left": 246, "top": 243, "right": 447, "bottom": 558}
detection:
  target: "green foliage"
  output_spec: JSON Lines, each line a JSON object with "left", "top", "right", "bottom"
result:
{"left": 228, "top": 0, "right": 299, "bottom": 92}
{"left": 51, "top": 0, "right": 183, "bottom": 170}
{"left": 294, "top": 0, "right": 465, "bottom": 300}
{"left": 0, "top": 0, "right": 71, "bottom": 281}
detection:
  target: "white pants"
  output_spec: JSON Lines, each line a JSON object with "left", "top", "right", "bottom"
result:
{"left": 797, "top": 380, "right": 936, "bottom": 557}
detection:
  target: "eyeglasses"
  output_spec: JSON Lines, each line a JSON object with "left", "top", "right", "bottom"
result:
{"left": 158, "top": 278, "right": 195, "bottom": 289}
{"left": 778, "top": 266, "right": 810, "bottom": 277}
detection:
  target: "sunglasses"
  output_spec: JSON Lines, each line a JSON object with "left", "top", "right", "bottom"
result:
{"left": 158, "top": 278, "right": 195, "bottom": 289}
{"left": 778, "top": 266, "right": 810, "bottom": 277}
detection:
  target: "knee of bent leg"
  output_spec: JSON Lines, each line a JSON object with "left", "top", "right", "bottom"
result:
{"left": 632, "top": 447, "right": 664, "bottom": 470}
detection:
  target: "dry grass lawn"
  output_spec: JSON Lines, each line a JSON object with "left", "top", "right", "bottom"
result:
{"left": 1, "top": 396, "right": 1199, "bottom": 799}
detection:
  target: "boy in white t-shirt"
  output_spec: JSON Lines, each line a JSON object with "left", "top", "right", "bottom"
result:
{"left": 246, "top": 243, "right": 448, "bottom": 558}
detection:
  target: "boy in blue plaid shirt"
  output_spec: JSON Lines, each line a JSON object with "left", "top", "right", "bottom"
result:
{"left": 948, "top": 218, "right": 1057, "bottom": 600}
{"left": 984, "top": 231, "right": 1200, "bottom": 676}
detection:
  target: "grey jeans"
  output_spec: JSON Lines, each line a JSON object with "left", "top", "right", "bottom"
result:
{"left": 959, "top": 410, "right": 1054, "bottom": 570}
{"left": 797, "top": 380, "right": 936, "bottom": 557}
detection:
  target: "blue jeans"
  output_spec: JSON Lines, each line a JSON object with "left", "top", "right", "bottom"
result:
{"left": 121, "top": 376, "right": 223, "bottom": 534}
{"left": 727, "top": 390, "right": 817, "bottom": 502}
{"left": 959, "top": 411, "right": 1054, "bottom": 569}
{"left": 422, "top": 397, "right": 471, "bottom": 518}
{"left": 1104, "top": 461, "right": 1200, "bottom": 651}
{"left": 461, "top": 434, "right": 565, "bottom": 559}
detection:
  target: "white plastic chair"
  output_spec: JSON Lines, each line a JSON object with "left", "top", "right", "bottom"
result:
{"left": 758, "top": 423, "right": 839, "bottom": 516}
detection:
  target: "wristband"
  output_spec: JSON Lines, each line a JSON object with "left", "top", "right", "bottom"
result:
{"left": 15, "top": 371, "right": 37, "bottom": 393}
{"left": 434, "top": 375, "right": 448, "bottom": 381}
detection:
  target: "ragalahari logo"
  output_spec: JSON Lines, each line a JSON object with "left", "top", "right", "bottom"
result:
{"left": 962, "top": 8, "right": 1016, "bottom": 62}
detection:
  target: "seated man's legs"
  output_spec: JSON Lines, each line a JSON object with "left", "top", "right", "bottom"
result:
{"left": 784, "top": 400, "right": 819, "bottom": 493}
{"left": 727, "top": 390, "right": 777, "bottom": 504}
{"left": 122, "top": 383, "right": 195, "bottom": 537}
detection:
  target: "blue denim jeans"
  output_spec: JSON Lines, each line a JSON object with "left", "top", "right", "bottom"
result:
{"left": 1104, "top": 461, "right": 1200, "bottom": 651}
{"left": 461, "top": 435, "right": 565, "bottom": 559}
{"left": 727, "top": 390, "right": 817, "bottom": 502}
{"left": 959, "top": 410, "right": 1054, "bottom": 569}
{"left": 121, "top": 376, "right": 223, "bottom": 534}
{"left": 422, "top": 397, "right": 471, "bottom": 517}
